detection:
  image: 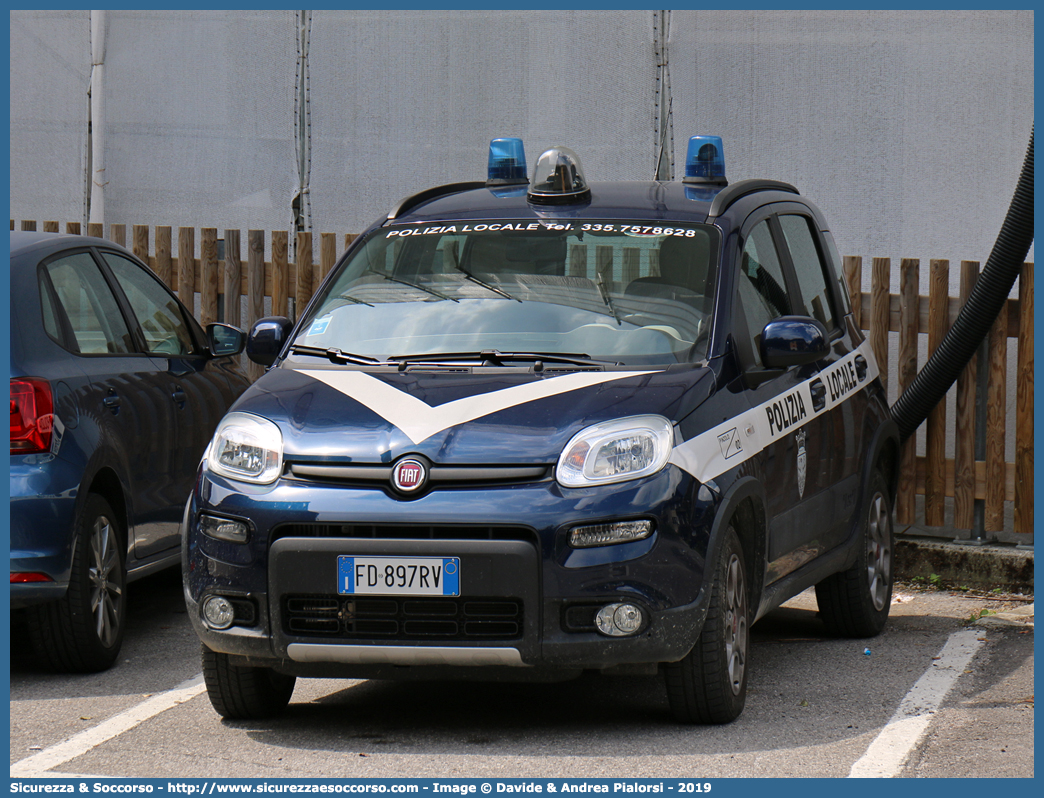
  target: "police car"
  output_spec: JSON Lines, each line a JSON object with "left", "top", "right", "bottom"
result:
{"left": 183, "top": 137, "right": 899, "bottom": 724}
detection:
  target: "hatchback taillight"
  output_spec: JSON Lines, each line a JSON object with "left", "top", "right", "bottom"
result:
{"left": 11, "top": 378, "right": 54, "bottom": 455}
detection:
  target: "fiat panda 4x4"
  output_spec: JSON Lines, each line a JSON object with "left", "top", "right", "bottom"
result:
{"left": 183, "top": 137, "right": 899, "bottom": 723}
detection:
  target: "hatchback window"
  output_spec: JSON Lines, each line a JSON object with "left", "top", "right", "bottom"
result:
{"left": 296, "top": 221, "right": 719, "bottom": 366}
{"left": 779, "top": 214, "right": 836, "bottom": 329}
{"left": 102, "top": 252, "right": 196, "bottom": 356}
{"left": 42, "top": 252, "right": 133, "bottom": 355}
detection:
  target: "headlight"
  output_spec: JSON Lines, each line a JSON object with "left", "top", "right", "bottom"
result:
{"left": 556, "top": 415, "right": 673, "bottom": 488}
{"left": 207, "top": 412, "right": 283, "bottom": 484}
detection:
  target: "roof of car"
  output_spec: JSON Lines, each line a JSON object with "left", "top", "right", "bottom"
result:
{"left": 9, "top": 231, "right": 132, "bottom": 260}
{"left": 387, "top": 179, "right": 803, "bottom": 228}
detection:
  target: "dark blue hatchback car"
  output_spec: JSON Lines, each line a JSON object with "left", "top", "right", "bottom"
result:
{"left": 10, "top": 232, "right": 249, "bottom": 672}
{"left": 184, "top": 138, "right": 899, "bottom": 723}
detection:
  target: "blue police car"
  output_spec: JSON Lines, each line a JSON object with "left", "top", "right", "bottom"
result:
{"left": 184, "top": 137, "right": 899, "bottom": 723}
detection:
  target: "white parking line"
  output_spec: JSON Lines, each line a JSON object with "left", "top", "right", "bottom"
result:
{"left": 848, "top": 628, "right": 985, "bottom": 778}
{"left": 10, "top": 674, "right": 206, "bottom": 778}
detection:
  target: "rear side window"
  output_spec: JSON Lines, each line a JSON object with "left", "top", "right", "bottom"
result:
{"left": 42, "top": 252, "right": 133, "bottom": 355}
{"left": 102, "top": 252, "right": 197, "bottom": 356}
{"left": 779, "top": 214, "right": 837, "bottom": 329}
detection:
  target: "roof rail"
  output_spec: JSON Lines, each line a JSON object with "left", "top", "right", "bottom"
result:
{"left": 387, "top": 181, "right": 486, "bottom": 221}
{"left": 706, "top": 179, "right": 799, "bottom": 220}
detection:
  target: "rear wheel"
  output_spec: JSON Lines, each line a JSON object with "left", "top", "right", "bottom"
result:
{"left": 27, "top": 494, "right": 126, "bottom": 673}
{"left": 202, "top": 645, "right": 296, "bottom": 720}
{"left": 815, "top": 470, "right": 893, "bottom": 637}
{"left": 664, "top": 525, "right": 749, "bottom": 724}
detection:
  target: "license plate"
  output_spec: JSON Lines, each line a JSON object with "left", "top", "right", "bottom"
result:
{"left": 337, "top": 556, "right": 460, "bottom": 596}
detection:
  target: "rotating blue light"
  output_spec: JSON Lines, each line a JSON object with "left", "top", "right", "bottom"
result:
{"left": 487, "top": 137, "right": 528, "bottom": 184}
{"left": 684, "top": 135, "right": 727, "bottom": 185}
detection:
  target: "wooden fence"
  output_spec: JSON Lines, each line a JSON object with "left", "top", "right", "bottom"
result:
{"left": 13, "top": 219, "right": 1034, "bottom": 539}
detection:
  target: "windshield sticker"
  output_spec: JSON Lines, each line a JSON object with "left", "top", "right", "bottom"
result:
{"left": 385, "top": 222, "right": 701, "bottom": 238}
{"left": 307, "top": 316, "right": 331, "bottom": 336}
{"left": 669, "top": 340, "right": 880, "bottom": 484}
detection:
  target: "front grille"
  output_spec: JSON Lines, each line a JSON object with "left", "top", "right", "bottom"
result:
{"left": 283, "top": 594, "right": 524, "bottom": 641}
{"left": 272, "top": 523, "right": 536, "bottom": 544}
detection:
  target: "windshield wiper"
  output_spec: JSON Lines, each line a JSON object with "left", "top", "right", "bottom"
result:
{"left": 389, "top": 350, "right": 620, "bottom": 368}
{"left": 596, "top": 271, "right": 622, "bottom": 326}
{"left": 337, "top": 294, "right": 375, "bottom": 308}
{"left": 453, "top": 266, "right": 521, "bottom": 302}
{"left": 364, "top": 268, "right": 458, "bottom": 303}
{"left": 290, "top": 344, "right": 390, "bottom": 366}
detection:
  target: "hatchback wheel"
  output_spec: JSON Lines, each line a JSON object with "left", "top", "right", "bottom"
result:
{"left": 664, "top": 524, "right": 749, "bottom": 723}
{"left": 815, "top": 469, "right": 894, "bottom": 637}
{"left": 27, "top": 494, "right": 126, "bottom": 672}
{"left": 202, "top": 645, "right": 296, "bottom": 720}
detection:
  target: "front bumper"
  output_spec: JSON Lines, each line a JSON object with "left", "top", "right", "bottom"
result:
{"left": 183, "top": 464, "right": 718, "bottom": 677}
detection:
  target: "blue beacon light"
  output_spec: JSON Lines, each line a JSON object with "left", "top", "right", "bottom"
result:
{"left": 683, "top": 135, "right": 727, "bottom": 186}
{"left": 487, "top": 137, "right": 528, "bottom": 186}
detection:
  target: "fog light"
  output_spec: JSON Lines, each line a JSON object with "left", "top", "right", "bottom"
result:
{"left": 569, "top": 520, "right": 653, "bottom": 548}
{"left": 595, "top": 603, "right": 645, "bottom": 637}
{"left": 199, "top": 513, "right": 249, "bottom": 543}
{"left": 202, "top": 596, "right": 235, "bottom": 629}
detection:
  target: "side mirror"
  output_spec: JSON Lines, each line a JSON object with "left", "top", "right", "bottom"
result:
{"left": 247, "top": 316, "right": 294, "bottom": 367}
{"left": 760, "top": 316, "right": 829, "bottom": 369}
{"left": 206, "top": 323, "right": 245, "bottom": 357}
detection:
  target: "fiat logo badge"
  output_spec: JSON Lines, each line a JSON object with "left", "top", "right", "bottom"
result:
{"left": 392, "top": 458, "right": 427, "bottom": 493}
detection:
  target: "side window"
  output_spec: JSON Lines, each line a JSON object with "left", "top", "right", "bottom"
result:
{"left": 42, "top": 252, "right": 133, "bottom": 355}
{"left": 101, "top": 252, "right": 196, "bottom": 356}
{"left": 737, "top": 220, "right": 792, "bottom": 366}
{"left": 779, "top": 214, "right": 837, "bottom": 329}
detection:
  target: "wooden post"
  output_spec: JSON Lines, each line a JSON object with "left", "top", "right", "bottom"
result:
{"left": 568, "top": 244, "right": 587, "bottom": 278}
{"left": 200, "top": 228, "right": 219, "bottom": 327}
{"left": 294, "top": 232, "right": 313, "bottom": 319}
{"left": 20, "top": 220, "right": 36, "bottom": 231}
{"left": 895, "top": 258, "right": 919, "bottom": 524}
{"left": 985, "top": 295, "right": 1008, "bottom": 531}
{"left": 596, "top": 245, "right": 614, "bottom": 286}
{"left": 43, "top": 221, "right": 59, "bottom": 233}
{"left": 109, "top": 224, "right": 126, "bottom": 246}
{"left": 870, "top": 257, "right": 889, "bottom": 393}
{"left": 953, "top": 262, "right": 979, "bottom": 530}
{"left": 344, "top": 233, "right": 358, "bottom": 252}
{"left": 272, "top": 231, "right": 289, "bottom": 318}
{"left": 319, "top": 232, "right": 337, "bottom": 292}
{"left": 155, "top": 226, "right": 172, "bottom": 289}
{"left": 132, "top": 224, "right": 149, "bottom": 266}
{"left": 1014, "top": 263, "right": 1033, "bottom": 539}
{"left": 924, "top": 259, "right": 949, "bottom": 527}
{"left": 87, "top": 222, "right": 103, "bottom": 238}
{"left": 66, "top": 222, "right": 82, "bottom": 235}
{"left": 178, "top": 227, "right": 195, "bottom": 309}
{"left": 844, "top": 256, "right": 862, "bottom": 330}
{"left": 224, "top": 229, "right": 242, "bottom": 327}
{"left": 247, "top": 230, "right": 266, "bottom": 382}
{"left": 622, "top": 248, "right": 641, "bottom": 285}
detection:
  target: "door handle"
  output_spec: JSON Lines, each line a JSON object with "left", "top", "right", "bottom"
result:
{"left": 102, "top": 391, "right": 121, "bottom": 414}
{"left": 171, "top": 386, "right": 187, "bottom": 409}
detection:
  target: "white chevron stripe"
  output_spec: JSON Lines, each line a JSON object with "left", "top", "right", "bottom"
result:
{"left": 296, "top": 369, "right": 660, "bottom": 445}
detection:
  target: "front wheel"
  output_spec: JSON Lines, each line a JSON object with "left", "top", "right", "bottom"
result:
{"left": 27, "top": 494, "right": 126, "bottom": 672}
{"left": 664, "top": 525, "right": 749, "bottom": 724}
{"left": 815, "top": 470, "right": 894, "bottom": 637}
{"left": 202, "top": 645, "right": 296, "bottom": 720}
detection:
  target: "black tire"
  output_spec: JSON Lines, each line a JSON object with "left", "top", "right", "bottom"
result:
{"left": 815, "top": 470, "right": 894, "bottom": 638}
{"left": 26, "top": 494, "right": 126, "bottom": 673}
{"left": 664, "top": 525, "right": 749, "bottom": 724}
{"left": 202, "top": 645, "right": 296, "bottom": 720}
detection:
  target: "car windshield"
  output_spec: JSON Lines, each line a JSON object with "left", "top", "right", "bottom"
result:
{"left": 294, "top": 220, "right": 719, "bottom": 366}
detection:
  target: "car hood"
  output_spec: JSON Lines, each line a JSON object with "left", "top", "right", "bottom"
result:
{"left": 229, "top": 364, "right": 715, "bottom": 465}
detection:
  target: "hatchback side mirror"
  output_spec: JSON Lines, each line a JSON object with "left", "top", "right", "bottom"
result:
{"left": 247, "top": 316, "right": 294, "bottom": 367}
{"left": 206, "top": 323, "right": 246, "bottom": 357}
{"left": 760, "top": 316, "right": 830, "bottom": 369}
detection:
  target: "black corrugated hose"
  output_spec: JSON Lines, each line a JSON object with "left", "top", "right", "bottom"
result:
{"left": 890, "top": 127, "right": 1034, "bottom": 443}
